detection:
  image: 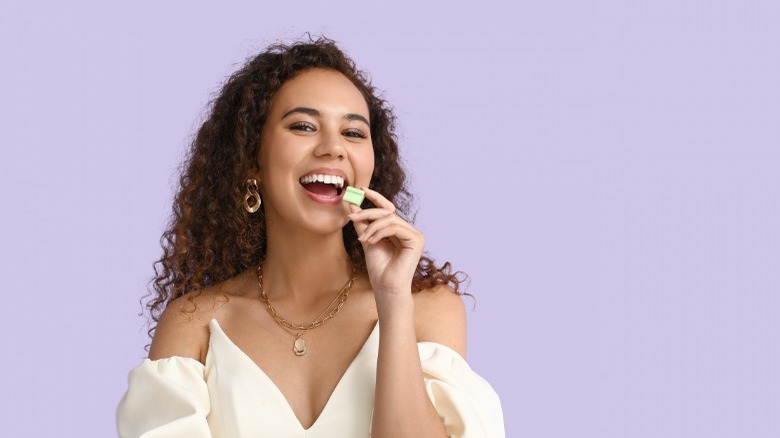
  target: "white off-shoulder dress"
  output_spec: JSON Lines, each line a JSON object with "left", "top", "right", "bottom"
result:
{"left": 117, "top": 319, "right": 504, "bottom": 437}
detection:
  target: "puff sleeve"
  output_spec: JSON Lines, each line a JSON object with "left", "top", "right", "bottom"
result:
{"left": 116, "top": 357, "right": 212, "bottom": 438}
{"left": 418, "top": 343, "right": 505, "bottom": 438}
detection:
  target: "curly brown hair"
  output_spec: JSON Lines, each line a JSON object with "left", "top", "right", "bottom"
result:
{"left": 145, "top": 36, "right": 467, "bottom": 338}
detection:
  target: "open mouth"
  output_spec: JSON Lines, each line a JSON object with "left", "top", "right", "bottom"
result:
{"left": 299, "top": 173, "right": 346, "bottom": 198}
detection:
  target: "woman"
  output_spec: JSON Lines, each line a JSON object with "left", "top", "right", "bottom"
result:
{"left": 117, "top": 37, "right": 504, "bottom": 437}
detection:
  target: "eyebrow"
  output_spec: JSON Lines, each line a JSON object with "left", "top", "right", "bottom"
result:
{"left": 281, "top": 106, "right": 369, "bottom": 126}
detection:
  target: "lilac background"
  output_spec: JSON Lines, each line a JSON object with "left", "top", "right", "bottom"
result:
{"left": 2, "top": 1, "right": 778, "bottom": 436}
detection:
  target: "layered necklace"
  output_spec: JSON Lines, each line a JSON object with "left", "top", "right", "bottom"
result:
{"left": 257, "top": 264, "right": 357, "bottom": 356}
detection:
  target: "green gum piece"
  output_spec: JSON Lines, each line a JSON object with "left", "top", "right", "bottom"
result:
{"left": 342, "top": 186, "right": 365, "bottom": 206}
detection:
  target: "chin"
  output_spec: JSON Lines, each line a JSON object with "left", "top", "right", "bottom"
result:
{"left": 296, "top": 212, "right": 351, "bottom": 236}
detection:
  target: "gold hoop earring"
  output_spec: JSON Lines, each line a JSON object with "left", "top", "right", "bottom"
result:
{"left": 244, "top": 178, "right": 262, "bottom": 213}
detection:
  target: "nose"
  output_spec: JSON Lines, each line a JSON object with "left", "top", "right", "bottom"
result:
{"left": 313, "top": 127, "right": 347, "bottom": 160}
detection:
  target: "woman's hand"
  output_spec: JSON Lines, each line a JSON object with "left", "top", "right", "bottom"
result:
{"left": 348, "top": 187, "right": 424, "bottom": 298}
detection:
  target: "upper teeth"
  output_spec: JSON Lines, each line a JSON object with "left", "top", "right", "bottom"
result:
{"left": 300, "top": 174, "right": 345, "bottom": 188}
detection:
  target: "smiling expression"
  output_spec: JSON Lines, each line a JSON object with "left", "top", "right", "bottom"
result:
{"left": 257, "top": 68, "right": 375, "bottom": 234}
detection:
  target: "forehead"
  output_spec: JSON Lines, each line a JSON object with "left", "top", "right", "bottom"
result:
{"left": 269, "top": 68, "right": 369, "bottom": 117}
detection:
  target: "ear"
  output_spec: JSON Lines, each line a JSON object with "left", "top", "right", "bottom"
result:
{"left": 248, "top": 174, "right": 262, "bottom": 187}
{"left": 252, "top": 155, "right": 263, "bottom": 181}
{"left": 254, "top": 155, "right": 264, "bottom": 182}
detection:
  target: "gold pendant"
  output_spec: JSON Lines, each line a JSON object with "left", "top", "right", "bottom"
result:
{"left": 293, "top": 336, "right": 307, "bottom": 356}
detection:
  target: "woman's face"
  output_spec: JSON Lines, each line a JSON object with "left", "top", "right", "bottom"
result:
{"left": 257, "top": 68, "right": 374, "bottom": 234}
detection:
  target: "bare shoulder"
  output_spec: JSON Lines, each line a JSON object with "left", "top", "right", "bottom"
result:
{"left": 413, "top": 284, "right": 468, "bottom": 358}
{"left": 148, "top": 284, "right": 231, "bottom": 363}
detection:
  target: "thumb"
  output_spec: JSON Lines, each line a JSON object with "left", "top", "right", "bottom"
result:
{"left": 348, "top": 204, "right": 369, "bottom": 236}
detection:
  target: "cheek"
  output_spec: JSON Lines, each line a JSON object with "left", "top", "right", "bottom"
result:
{"left": 358, "top": 147, "right": 375, "bottom": 186}
{"left": 259, "top": 134, "right": 301, "bottom": 182}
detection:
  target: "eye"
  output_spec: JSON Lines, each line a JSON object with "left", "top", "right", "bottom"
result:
{"left": 343, "top": 128, "right": 367, "bottom": 139}
{"left": 289, "top": 122, "right": 316, "bottom": 132}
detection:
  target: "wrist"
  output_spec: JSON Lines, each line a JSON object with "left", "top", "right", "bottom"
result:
{"left": 375, "top": 292, "right": 414, "bottom": 321}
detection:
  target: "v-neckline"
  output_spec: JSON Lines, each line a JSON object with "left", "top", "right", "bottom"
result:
{"left": 207, "top": 318, "right": 379, "bottom": 432}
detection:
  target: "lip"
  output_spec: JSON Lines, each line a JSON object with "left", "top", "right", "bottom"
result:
{"left": 299, "top": 167, "right": 350, "bottom": 206}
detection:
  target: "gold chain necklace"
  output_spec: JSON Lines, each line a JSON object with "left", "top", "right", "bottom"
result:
{"left": 257, "top": 264, "right": 357, "bottom": 356}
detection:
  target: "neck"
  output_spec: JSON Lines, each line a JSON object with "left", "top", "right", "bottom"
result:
{"left": 261, "top": 217, "right": 354, "bottom": 305}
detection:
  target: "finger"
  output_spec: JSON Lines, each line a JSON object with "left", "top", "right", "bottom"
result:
{"left": 348, "top": 204, "right": 370, "bottom": 236}
{"left": 362, "top": 187, "right": 396, "bottom": 210}
{"left": 360, "top": 214, "right": 419, "bottom": 245}
{"left": 365, "top": 222, "right": 423, "bottom": 249}
{"left": 358, "top": 213, "right": 400, "bottom": 241}
{"left": 348, "top": 208, "right": 394, "bottom": 222}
